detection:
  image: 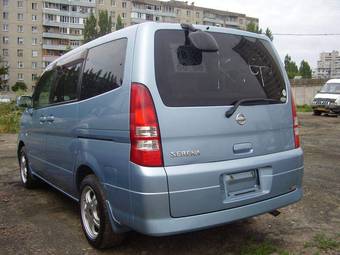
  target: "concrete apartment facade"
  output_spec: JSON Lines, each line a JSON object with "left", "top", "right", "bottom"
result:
{"left": 0, "top": 0, "right": 258, "bottom": 92}
{"left": 316, "top": 51, "right": 340, "bottom": 79}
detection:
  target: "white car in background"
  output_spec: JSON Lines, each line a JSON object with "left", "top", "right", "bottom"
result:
{"left": 0, "top": 95, "right": 11, "bottom": 103}
{"left": 312, "top": 79, "right": 340, "bottom": 115}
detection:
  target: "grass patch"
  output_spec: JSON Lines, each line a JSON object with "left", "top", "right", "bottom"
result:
{"left": 304, "top": 233, "right": 340, "bottom": 251}
{"left": 240, "top": 241, "right": 277, "bottom": 255}
{"left": 296, "top": 104, "right": 313, "bottom": 112}
{"left": 239, "top": 238, "right": 297, "bottom": 255}
{"left": 0, "top": 103, "right": 23, "bottom": 133}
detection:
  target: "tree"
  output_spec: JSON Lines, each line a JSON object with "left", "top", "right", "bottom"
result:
{"left": 0, "top": 55, "right": 9, "bottom": 91}
{"left": 246, "top": 22, "right": 262, "bottom": 34}
{"left": 284, "top": 54, "right": 299, "bottom": 79}
{"left": 84, "top": 13, "right": 97, "bottom": 43}
{"left": 98, "top": 10, "right": 112, "bottom": 36}
{"left": 116, "top": 14, "right": 124, "bottom": 31}
{"left": 11, "top": 81, "right": 27, "bottom": 92}
{"left": 299, "top": 60, "right": 312, "bottom": 78}
{"left": 265, "top": 28, "right": 273, "bottom": 41}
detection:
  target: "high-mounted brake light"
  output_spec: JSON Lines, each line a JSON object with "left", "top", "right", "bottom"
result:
{"left": 291, "top": 93, "right": 300, "bottom": 148}
{"left": 130, "top": 83, "right": 163, "bottom": 167}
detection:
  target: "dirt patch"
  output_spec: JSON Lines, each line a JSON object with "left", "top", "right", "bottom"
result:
{"left": 0, "top": 114, "right": 339, "bottom": 255}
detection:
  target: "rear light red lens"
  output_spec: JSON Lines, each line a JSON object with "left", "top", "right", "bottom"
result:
{"left": 130, "top": 83, "right": 163, "bottom": 167}
{"left": 291, "top": 93, "right": 300, "bottom": 148}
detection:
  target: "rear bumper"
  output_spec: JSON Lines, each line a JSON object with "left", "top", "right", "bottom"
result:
{"left": 105, "top": 148, "right": 304, "bottom": 236}
{"left": 130, "top": 187, "right": 302, "bottom": 236}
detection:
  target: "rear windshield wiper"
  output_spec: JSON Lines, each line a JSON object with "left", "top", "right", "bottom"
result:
{"left": 225, "top": 98, "right": 280, "bottom": 118}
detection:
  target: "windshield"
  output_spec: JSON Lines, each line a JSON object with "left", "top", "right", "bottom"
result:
{"left": 320, "top": 83, "right": 340, "bottom": 94}
{"left": 154, "top": 30, "right": 287, "bottom": 107}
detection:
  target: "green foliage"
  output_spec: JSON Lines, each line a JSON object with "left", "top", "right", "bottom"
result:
{"left": 84, "top": 11, "right": 113, "bottom": 43}
{"left": 11, "top": 82, "right": 27, "bottom": 92}
{"left": 299, "top": 60, "right": 312, "bottom": 78}
{"left": 0, "top": 55, "right": 9, "bottom": 91}
{"left": 265, "top": 27, "right": 273, "bottom": 41}
{"left": 98, "top": 10, "right": 112, "bottom": 36}
{"left": 246, "top": 22, "right": 262, "bottom": 34}
{"left": 0, "top": 102, "right": 23, "bottom": 133}
{"left": 284, "top": 55, "right": 299, "bottom": 79}
{"left": 84, "top": 13, "right": 97, "bottom": 43}
{"left": 304, "top": 233, "right": 340, "bottom": 251}
{"left": 297, "top": 104, "right": 313, "bottom": 112}
{"left": 116, "top": 14, "right": 124, "bottom": 31}
{"left": 240, "top": 241, "right": 277, "bottom": 255}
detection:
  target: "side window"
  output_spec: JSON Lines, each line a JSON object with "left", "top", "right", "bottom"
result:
{"left": 50, "top": 62, "right": 82, "bottom": 103}
{"left": 80, "top": 38, "right": 127, "bottom": 100}
{"left": 33, "top": 69, "right": 55, "bottom": 108}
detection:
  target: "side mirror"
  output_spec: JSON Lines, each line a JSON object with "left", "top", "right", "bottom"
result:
{"left": 16, "top": 96, "right": 32, "bottom": 108}
{"left": 188, "top": 31, "right": 219, "bottom": 52}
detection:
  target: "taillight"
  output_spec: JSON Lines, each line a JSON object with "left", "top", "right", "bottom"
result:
{"left": 291, "top": 94, "right": 300, "bottom": 148}
{"left": 130, "top": 83, "right": 163, "bottom": 167}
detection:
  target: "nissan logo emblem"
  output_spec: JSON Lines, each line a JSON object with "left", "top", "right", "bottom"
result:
{"left": 236, "top": 113, "right": 246, "bottom": 125}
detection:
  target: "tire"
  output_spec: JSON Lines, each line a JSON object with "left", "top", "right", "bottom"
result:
{"left": 79, "top": 175, "right": 125, "bottom": 249}
{"left": 19, "top": 147, "right": 38, "bottom": 189}
{"left": 313, "top": 110, "right": 321, "bottom": 116}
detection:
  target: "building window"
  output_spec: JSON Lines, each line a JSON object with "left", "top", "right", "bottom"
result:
{"left": 32, "top": 2, "right": 38, "bottom": 10}
{"left": 32, "top": 26, "right": 38, "bottom": 33}
{"left": 3, "top": 12, "right": 9, "bottom": 20}
{"left": 2, "top": 36, "right": 9, "bottom": 44}
{"left": 2, "top": 24, "right": 8, "bottom": 32}
{"left": 3, "top": 49, "right": 9, "bottom": 57}
{"left": 32, "top": 15, "right": 38, "bottom": 21}
{"left": 122, "top": 1, "right": 127, "bottom": 8}
{"left": 186, "top": 10, "right": 190, "bottom": 16}
{"left": 17, "top": 1, "right": 23, "bottom": 8}
{"left": 17, "top": 37, "right": 24, "bottom": 45}
{"left": 110, "top": 11, "right": 116, "bottom": 19}
{"left": 32, "top": 38, "right": 38, "bottom": 45}
{"left": 18, "top": 61, "right": 24, "bottom": 68}
{"left": 17, "top": 13, "right": 24, "bottom": 20}
{"left": 17, "top": 49, "right": 24, "bottom": 57}
{"left": 122, "top": 12, "right": 126, "bottom": 18}
{"left": 176, "top": 9, "right": 180, "bottom": 15}
{"left": 32, "top": 74, "right": 38, "bottom": 81}
{"left": 18, "top": 73, "right": 24, "bottom": 81}
{"left": 32, "top": 62, "right": 38, "bottom": 69}
{"left": 111, "top": 0, "right": 115, "bottom": 6}
{"left": 98, "top": 0, "right": 103, "bottom": 4}
{"left": 32, "top": 50, "right": 38, "bottom": 57}
{"left": 3, "top": 0, "right": 8, "bottom": 7}
{"left": 196, "top": 12, "right": 200, "bottom": 18}
{"left": 17, "top": 25, "right": 24, "bottom": 33}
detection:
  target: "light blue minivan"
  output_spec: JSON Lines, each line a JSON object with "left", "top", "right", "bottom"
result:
{"left": 17, "top": 22, "right": 303, "bottom": 249}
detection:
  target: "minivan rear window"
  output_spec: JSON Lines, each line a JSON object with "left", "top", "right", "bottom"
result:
{"left": 154, "top": 30, "right": 287, "bottom": 107}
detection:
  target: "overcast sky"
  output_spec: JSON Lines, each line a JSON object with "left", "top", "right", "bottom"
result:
{"left": 191, "top": 0, "right": 340, "bottom": 68}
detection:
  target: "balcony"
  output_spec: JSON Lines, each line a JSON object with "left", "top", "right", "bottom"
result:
{"left": 131, "top": 17, "right": 152, "bottom": 24}
{"left": 42, "top": 44, "right": 78, "bottom": 51}
{"left": 43, "top": 32, "right": 83, "bottom": 41}
{"left": 131, "top": 7, "right": 176, "bottom": 18}
{"left": 43, "top": 20, "right": 84, "bottom": 29}
{"left": 44, "top": 0, "right": 96, "bottom": 7}
{"left": 43, "top": 8, "right": 90, "bottom": 18}
{"left": 43, "top": 55, "right": 59, "bottom": 62}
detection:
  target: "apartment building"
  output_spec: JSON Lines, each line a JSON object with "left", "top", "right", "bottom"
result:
{"left": 0, "top": 0, "right": 258, "bottom": 91}
{"left": 316, "top": 51, "right": 340, "bottom": 79}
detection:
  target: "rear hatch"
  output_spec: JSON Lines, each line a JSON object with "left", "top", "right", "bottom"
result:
{"left": 153, "top": 29, "right": 295, "bottom": 217}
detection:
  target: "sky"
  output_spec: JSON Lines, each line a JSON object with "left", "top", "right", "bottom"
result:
{"left": 191, "top": 0, "right": 340, "bottom": 68}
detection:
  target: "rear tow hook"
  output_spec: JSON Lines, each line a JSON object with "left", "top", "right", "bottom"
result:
{"left": 269, "top": 210, "right": 281, "bottom": 217}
